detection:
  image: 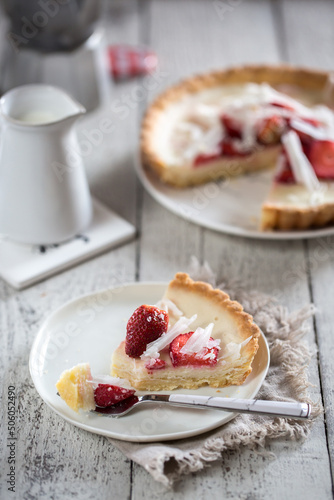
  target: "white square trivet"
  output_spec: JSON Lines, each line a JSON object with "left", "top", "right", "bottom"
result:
{"left": 0, "top": 198, "right": 136, "bottom": 289}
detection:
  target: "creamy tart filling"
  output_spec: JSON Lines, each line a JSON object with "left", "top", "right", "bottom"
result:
{"left": 159, "top": 83, "right": 334, "bottom": 170}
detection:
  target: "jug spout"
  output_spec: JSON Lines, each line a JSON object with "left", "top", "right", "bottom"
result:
{"left": 0, "top": 84, "right": 86, "bottom": 127}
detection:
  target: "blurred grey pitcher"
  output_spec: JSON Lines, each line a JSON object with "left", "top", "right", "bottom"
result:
{"left": 1, "top": 0, "right": 101, "bottom": 53}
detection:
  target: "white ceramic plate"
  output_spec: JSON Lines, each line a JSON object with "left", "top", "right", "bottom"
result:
{"left": 30, "top": 282, "right": 270, "bottom": 442}
{"left": 135, "top": 156, "right": 334, "bottom": 240}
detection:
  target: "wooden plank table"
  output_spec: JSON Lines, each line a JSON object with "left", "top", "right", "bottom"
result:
{"left": 1, "top": 0, "right": 334, "bottom": 498}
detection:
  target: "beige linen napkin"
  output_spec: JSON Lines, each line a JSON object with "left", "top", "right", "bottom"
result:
{"left": 109, "top": 258, "right": 321, "bottom": 486}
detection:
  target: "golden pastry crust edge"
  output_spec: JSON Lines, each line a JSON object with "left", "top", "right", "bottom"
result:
{"left": 168, "top": 272, "right": 260, "bottom": 362}
{"left": 261, "top": 201, "right": 334, "bottom": 230}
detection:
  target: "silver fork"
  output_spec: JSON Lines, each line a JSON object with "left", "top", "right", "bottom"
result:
{"left": 93, "top": 394, "right": 311, "bottom": 419}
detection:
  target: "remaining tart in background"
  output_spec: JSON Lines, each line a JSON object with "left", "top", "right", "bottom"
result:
{"left": 141, "top": 65, "right": 334, "bottom": 231}
{"left": 111, "top": 273, "right": 260, "bottom": 391}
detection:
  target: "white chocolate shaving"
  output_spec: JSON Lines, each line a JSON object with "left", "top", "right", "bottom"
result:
{"left": 141, "top": 314, "right": 197, "bottom": 359}
{"left": 290, "top": 118, "right": 332, "bottom": 141}
{"left": 155, "top": 298, "right": 183, "bottom": 318}
{"left": 220, "top": 336, "right": 252, "bottom": 362}
{"left": 282, "top": 131, "right": 321, "bottom": 193}
{"left": 179, "top": 323, "right": 216, "bottom": 354}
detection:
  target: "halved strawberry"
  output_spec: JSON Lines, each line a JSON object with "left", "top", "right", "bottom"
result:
{"left": 169, "top": 332, "right": 219, "bottom": 367}
{"left": 221, "top": 114, "right": 243, "bottom": 139}
{"left": 257, "top": 115, "right": 286, "bottom": 145}
{"left": 125, "top": 305, "right": 169, "bottom": 358}
{"left": 308, "top": 140, "right": 334, "bottom": 179}
{"left": 94, "top": 384, "right": 135, "bottom": 407}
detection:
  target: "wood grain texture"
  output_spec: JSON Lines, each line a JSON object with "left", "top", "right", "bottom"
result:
{"left": 1, "top": 0, "right": 334, "bottom": 499}
{"left": 280, "top": 0, "right": 334, "bottom": 486}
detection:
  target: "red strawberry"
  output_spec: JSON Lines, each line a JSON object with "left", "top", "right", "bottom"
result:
{"left": 94, "top": 384, "right": 135, "bottom": 407}
{"left": 125, "top": 305, "right": 169, "bottom": 357}
{"left": 221, "top": 114, "right": 243, "bottom": 139}
{"left": 308, "top": 140, "right": 334, "bottom": 179}
{"left": 145, "top": 358, "right": 166, "bottom": 371}
{"left": 194, "top": 152, "right": 221, "bottom": 166}
{"left": 257, "top": 115, "right": 286, "bottom": 145}
{"left": 275, "top": 152, "right": 295, "bottom": 184}
{"left": 221, "top": 140, "right": 251, "bottom": 157}
{"left": 169, "top": 332, "right": 219, "bottom": 367}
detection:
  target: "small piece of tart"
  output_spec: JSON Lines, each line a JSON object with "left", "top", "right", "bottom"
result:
{"left": 56, "top": 365, "right": 135, "bottom": 413}
{"left": 56, "top": 363, "right": 95, "bottom": 412}
{"left": 111, "top": 273, "right": 260, "bottom": 391}
{"left": 141, "top": 64, "right": 334, "bottom": 231}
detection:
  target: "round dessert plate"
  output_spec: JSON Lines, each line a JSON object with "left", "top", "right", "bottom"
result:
{"left": 135, "top": 155, "right": 334, "bottom": 240}
{"left": 30, "top": 282, "right": 270, "bottom": 443}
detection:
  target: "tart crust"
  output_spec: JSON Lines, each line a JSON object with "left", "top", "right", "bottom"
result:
{"left": 141, "top": 64, "right": 334, "bottom": 231}
{"left": 111, "top": 273, "right": 260, "bottom": 391}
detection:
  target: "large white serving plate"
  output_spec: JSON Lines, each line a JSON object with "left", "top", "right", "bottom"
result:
{"left": 135, "top": 157, "right": 334, "bottom": 240}
{"left": 30, "top": 282, "right": 270, "bottom": 442}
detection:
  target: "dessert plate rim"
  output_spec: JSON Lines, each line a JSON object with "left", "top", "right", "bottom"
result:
{"left": 29, "top": 281, "right": 270, "bottom": 442}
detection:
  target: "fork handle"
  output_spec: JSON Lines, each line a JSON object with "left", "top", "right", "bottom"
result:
{"left": 160, "top": 394, "right": 311, "bottom": 419}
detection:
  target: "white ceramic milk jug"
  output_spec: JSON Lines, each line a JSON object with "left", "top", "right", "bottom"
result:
{"left": 0, "top": 84, "right": 92, "bottom": 245}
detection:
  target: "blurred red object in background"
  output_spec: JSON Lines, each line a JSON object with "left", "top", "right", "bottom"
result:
{"left": 108, "top": 45, "right": 158, "bottom": 80}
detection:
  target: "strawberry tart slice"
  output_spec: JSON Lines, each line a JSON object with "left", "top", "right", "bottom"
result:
{"left": 111, "top": 273, "right": 260, "bottom": 391}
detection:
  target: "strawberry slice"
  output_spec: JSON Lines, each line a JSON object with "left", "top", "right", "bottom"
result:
{"left": 221, "top": 114, "right": 243, "bottom": 139}
{"left": 257, "top": 115, "right": 286, "bottom": 145}
{"left": 308, "top": 140, "right": 334, "bottom": 179}
{"left": 94, "top": 384, "right": 135, "bottom": 407}
{"left": 169, "top": 332, "right": 219, "bottom": 367}
{"left": 125, "top": 305, "right": 169, "bottom": 358}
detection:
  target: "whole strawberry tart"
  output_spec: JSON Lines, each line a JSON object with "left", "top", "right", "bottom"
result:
{"left": 141, "top": 65, "right": 334, "bottom": 231}
{"left": 111, "top": 273, "right": 260, "bottom": 391}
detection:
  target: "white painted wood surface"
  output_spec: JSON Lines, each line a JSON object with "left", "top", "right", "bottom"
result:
{"left": 0, "top": 0, "right": 333, "bottom": 498}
